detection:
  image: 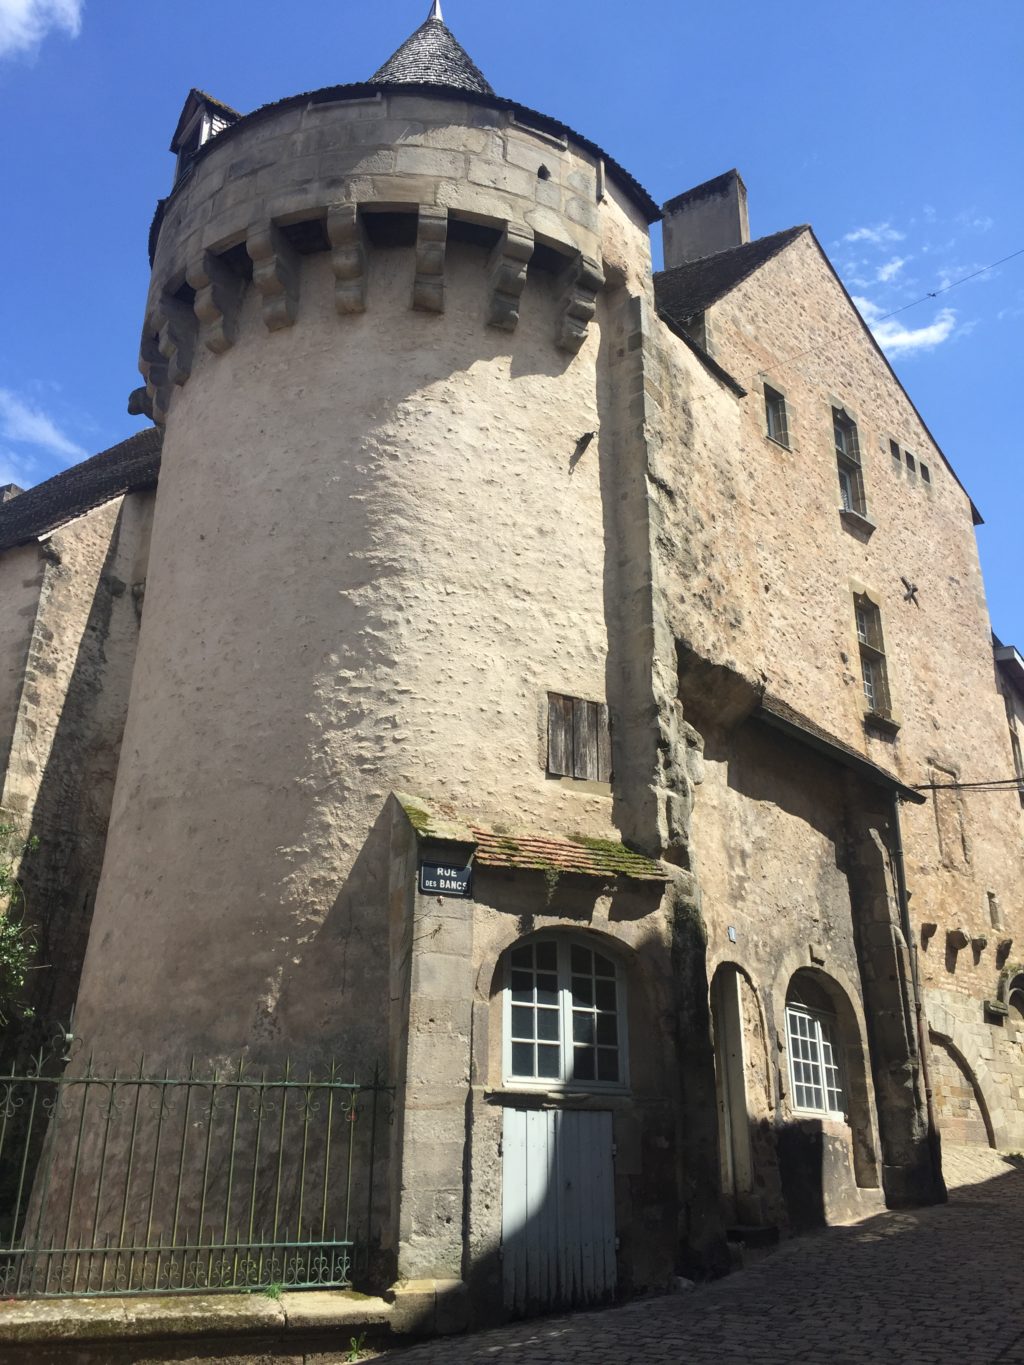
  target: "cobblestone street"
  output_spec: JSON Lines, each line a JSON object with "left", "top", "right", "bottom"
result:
{"left": 383, "top": 1147, "right": 1024, "bottom": 1364}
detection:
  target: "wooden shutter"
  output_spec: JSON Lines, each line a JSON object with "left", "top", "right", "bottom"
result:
{"left": 547, "top": 693, "right": 574, "bottom": 776}
{"left": 573, "top": 698, "right": 599, "bottom": 781}
{"left": 549, "top": 694, "right": 612, "bottom": 782}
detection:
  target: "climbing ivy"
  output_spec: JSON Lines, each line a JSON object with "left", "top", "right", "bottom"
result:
{"left": 0, "top": 824, "right": 39, "bottom": 1026}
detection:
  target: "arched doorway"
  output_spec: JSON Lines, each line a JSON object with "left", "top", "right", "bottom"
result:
{"left": 928, "top": 1032, "right": 995, "bottom": 1147}
{"left": 710, "top": 963, "right": 772, "bottom": 1224}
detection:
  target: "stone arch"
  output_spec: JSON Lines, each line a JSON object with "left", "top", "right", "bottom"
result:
{"left": 997, "top": 963, "right": 1024, "bottom": 1022}
{"left": 709, "top": 961, "right": 775, "bottom": 1223}
{"left": 928, "top": 1028, "right": 996, "bottom": 1148}
{"left": 771, "top": 956, "right": 880, "bottom": 1192}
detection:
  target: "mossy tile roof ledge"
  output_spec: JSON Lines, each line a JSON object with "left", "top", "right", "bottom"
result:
{"left": 395, "top": 794, "right": 668, "bottom": 882}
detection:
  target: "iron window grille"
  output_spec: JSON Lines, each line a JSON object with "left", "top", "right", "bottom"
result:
{"left": 503, "top": 938, "right": 627, "bottom": 1091}
{"left": 764, "top": 386, "right": 790, "bottom": 448}
{"left": 834, "top": 408, "right": 867, "bottom": 516}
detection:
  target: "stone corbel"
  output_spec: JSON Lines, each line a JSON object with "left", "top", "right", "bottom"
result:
{"left": 138, "top": 327, "right": 172, "bottom": 426}
{"left": 246, "top": 222, "right": 300, "bottom": 331}
{"left": 127, "top": 387, "right": 154, "bottom": 421}
{"left": 487, "top": 223, "right": 534, "bottom": 331}
{"left": 413, "top": 207, "right": 447, "bottom": 313}
{"left": 187, "top": 250, "right": 245, "bottom": 354}
{"left": 327, "top": 205, "right": 368, "bottom": 315}
{"left": 156, "top": 296, "right": 198, "bottom": 388}
{"left": 556, "top": 253, "right": 605, "bottom": 353}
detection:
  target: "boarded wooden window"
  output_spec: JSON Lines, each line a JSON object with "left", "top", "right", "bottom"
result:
{"left": 547, "top": 693, "right": 611, "bottom": 782}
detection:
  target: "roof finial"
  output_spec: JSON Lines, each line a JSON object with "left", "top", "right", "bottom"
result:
{"left": 428, "top": 0, "right": 443, "bottom": 20}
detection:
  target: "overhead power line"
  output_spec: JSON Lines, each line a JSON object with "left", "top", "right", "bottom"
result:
{"left": 874, "top": 246, "right": 1024, "bottom": 322}
{"left": 758, "top": 244, "right": 1024, "bottom": 379}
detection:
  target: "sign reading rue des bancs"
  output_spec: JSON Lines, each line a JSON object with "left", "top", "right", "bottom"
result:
{"left": 419, "top": 860, "right": 473, "bottom": 898}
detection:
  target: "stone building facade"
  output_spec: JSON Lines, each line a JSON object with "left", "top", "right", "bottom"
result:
{"left": 0, "top": 3, "right": 1021, "bottom": 1328}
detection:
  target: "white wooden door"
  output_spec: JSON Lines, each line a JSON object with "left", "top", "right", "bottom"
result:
{"left": 501, "top": 1108, "right": 616, "bottom": 1315}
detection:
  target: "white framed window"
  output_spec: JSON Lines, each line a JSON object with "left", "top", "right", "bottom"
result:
{"left": 785, "top": 1001, "right": 845, "bottom": 1118}
{"left": 834, "top": 408, "right": 867, "bottom": 516}
{"left": 503, "top": 937, "right": 627, "bottom": 1090}
{"left": 854, "top": 594, "right": 892, "bottom": 718}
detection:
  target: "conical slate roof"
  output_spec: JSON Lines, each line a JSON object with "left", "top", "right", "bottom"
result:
{"left": 371, "top": 3, "right": 494, "bottom": 96}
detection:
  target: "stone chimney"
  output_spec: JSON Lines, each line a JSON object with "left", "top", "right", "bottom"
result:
{"left": 662, "top": 169, "right": 750, "bottom": 269}
{"left": 1, "top": 484, "right": 23, "bottom": 503}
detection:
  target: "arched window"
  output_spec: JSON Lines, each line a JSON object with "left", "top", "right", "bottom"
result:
{"left": 503, "top": 937, "right": 627, "bottom": 1090}
{"left": 785, "top": 975, "right": 846, "bottom": 1118}
{"left": 1008, "top": 975, "right": 1024, "bottom": 1023}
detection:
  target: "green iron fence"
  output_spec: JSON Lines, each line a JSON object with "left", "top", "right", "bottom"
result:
{"left": 0, "top": 1048, "right": 391, "bottom": 1298}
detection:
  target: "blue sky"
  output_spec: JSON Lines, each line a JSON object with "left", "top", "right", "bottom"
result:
{"left": 0, "top": 0, "right": 1021, "bottom": 642}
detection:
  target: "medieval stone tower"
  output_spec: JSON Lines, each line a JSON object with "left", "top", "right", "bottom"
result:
{"left": 72, "top": 3, "right": 664, "bottom": 1069}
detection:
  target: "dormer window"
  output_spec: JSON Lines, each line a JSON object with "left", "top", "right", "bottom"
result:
{"left": 170, "top": 89, "right": 241, "bottom": 187}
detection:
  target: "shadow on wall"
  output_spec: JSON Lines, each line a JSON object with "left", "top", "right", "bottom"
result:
{"left": 5, "top": 504, "right": 143, "bottom": 1060}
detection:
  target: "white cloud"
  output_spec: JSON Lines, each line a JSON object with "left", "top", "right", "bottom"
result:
{"left": 842, "top": 223, "right": 906, "bottom": 246}
{"left": 957, "top": 210, "right": 994, "bottom": 233}
{"left": 876, "top": 255, "right": 910, "bottom": 283}
{"left": 0, "top": 447, "right": 35, "bottom": 489}
{"left": 853, "top": 296, "right": 957, "bottom": 356}
{"left": 0, "top": 388, "right": 85, "bottom": 460}
{"left": 0, "top": 0, "right": 82, "bottom": 59}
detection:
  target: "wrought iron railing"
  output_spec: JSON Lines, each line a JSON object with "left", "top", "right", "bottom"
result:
{"left": 0, "top": 1048, "right": 390, "bottom": 1297}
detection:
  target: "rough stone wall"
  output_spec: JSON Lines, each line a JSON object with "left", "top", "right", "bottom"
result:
{"left": 74, "top": 233, "right": 649, "bottom": 1074}
{"left": 664, "top": 228, "right": 1024, "bottom": 1152}
{"left": 0, "top": 544, "right": 45, "bottom": 781}
{"left": 0, "top": 494, "right": 153, "bottom": 1043}
{"left": 696, "top": 723, "right": 886, "bottom": 1227}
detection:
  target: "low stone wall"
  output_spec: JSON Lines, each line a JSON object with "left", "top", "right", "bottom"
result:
{"left": 0, "top": 1290, "right": 391, "bottom": 1365}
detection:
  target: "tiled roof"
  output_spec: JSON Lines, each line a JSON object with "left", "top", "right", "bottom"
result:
{"left": 654, "top": 226, "right": 808, "bottom": 322}
{"left": 395, "top": 794, "right": 668, "bottom": 882}
{"left": 756, "top": 695, "right": 926, "bottom": 804}
{"left": 372, "top": 10, "right": 494, "bottom": 96}
{"left": 0, "top": 429, "right": 162, "bottom": 553}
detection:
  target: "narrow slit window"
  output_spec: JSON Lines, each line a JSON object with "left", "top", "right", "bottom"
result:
{"left": 905, "top": 451, "right": 917, "bottom": 475}
{"left": 920, "top": 462, "right": 931, "bottom": 484}
{"left": 890, "top": 438, "right": 902, "bottom": 464}
{"left": 764, "top": 386, "right": 790, "bottom": 447}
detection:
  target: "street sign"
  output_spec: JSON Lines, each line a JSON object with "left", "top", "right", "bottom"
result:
{"left": 419, "top": 861, "right": 473, "bottom": 898}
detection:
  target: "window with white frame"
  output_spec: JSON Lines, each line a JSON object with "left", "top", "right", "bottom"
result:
{"left": 854, "top": 594, "right": 892, "bottom": 718}
{"left": 785, "top": 979, "right": 846, "bottom": 1118}
{"left": 834, "top": 408, "right": 867, "bottom": 516}
{"left": 504, "top": 938, "right": 626, "bottom": 1088}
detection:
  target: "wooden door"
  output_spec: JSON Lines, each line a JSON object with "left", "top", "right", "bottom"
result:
{"left": 501, "top": 1107, "right": 615, "bottom": 1315}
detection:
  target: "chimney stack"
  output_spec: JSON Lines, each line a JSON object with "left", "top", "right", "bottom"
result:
{"left": 1, "top": 484, "right": 23, "bottom": 503}
{"left": 662, "top": 169, "right": 750, "bottom": 269}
